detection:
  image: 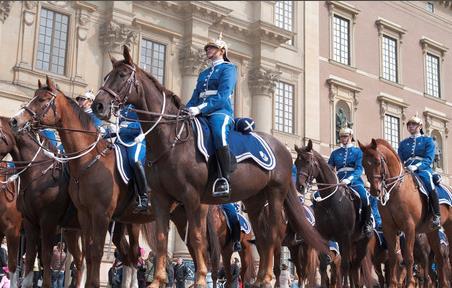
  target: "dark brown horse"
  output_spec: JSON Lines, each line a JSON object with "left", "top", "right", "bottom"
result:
{"left": 92, "top": 46, "right": 327, "bottom": 287}
{"left": 294, "top": 140, "right": 374, "bottom": 287}
{"left": 0, "top": 116, "right": 84, "bottom": 288}
{"left": 9, "top": 80, "right": 155, "bottom": 288}
{"left": 0, "top": 162, "right": 22, "bottom": 286}
{"left": 359, "top": 138, "right": 451, "bottom": 287}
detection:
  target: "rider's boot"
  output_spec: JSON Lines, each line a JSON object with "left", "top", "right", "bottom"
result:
{"left": 231, "top": 221, "right": 242, "bottom": 252}
{"left": 133, "top": 161, "right": 150, "bottom": 212}
{"left": 213, "top": 145, "right": 235, "bottom": 198}
{"left": 430, "top": 188, "right": 441, "bottom": 230}
{"left": 361, "top": 204, "right": 373, "bottom": 237}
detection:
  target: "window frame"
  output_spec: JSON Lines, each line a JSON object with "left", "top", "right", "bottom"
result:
{"left": 420, "top": 37, "right": 448, "bottom": 100}
{"left": 138, "top": 36, "right": 168, "bottom": 85}
{"left": 383, "top": 114, "right": 401, "bottom": 150}
{"left": 274, "top": 81, "right": 295, "bottom": 135}
{"left": 274, "top": 1, "right": 295, "bottom": 46}
{"left": 381, "top": 35, "right": 398, "bottom": 83}
{"left": 34, "top": 5, "right": 73, "bottom": 77}
{"left": 424, "top": 52, "right": 441, "bottom": 98}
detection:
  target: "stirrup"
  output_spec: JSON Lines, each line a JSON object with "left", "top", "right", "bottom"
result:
{"left": 431, "top": 215, "right": 441, "bottom": 230}
{"left": 233, "top": 241, "right": 242, "bottom": 252}
{"left": 133, "top": 195, "right": 149, "bottom": 213}
{"left": 212, "top": 177, "right": 230, "bottom": 198}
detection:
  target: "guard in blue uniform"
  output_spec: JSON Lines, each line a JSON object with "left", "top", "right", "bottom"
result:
{"left": 328, "top": 127, "right": 372, "bottom": 236}
{"left": 116, "top": 104, "right": 149, "bottom": 211}
{"left": 186, "top": 33, "right": 237, "bottom": 198}
{"left": 76, "top": 90, "right": 104, "bottom": 129}
{"left": 220, "top": 203, "right": 242, "bottom": 252}
{"left": 398, "top": 115, "right": 440, "bottom": 230}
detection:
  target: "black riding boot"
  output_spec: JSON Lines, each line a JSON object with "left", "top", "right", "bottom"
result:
{"left": 430, "top": 189, "right": 441, "bottom": 230}
{"left": 361, "top": 204, "right": 373, "bottom": 237}
{"left": 231, "top": 222, "right": 242, "bottom": 252}
{"left": 133, "top": 161, "right": 149, "bottom": 212}
{"left": 213, "top": 146, "right": 235, "bottom": 198}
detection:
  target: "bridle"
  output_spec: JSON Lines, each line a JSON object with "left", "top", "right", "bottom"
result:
{"left": 19, "top": 90, "right": 57, "bottom": 132}
{"left": 296, "top": 151, "right": 341, "bottom": 202}
{"left": 99, "top": 63, "right": 139, "bottom": 107}
{"left": 368, "top": 150, "right": 405, "bottom": 206}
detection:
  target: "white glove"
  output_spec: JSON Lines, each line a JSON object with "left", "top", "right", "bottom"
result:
{"left": 407, "top": 165, "right": 418, "bottom": 172}
{"left": 188, "top": 107, "right": 201, "bottom": 116}
{"left": 341, "top": 178, "right": 351, "bottom": 185}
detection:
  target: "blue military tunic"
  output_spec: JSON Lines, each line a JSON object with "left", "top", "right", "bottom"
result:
{"left": 116, "top": 104, "right": 146, "bottom": 167}
{"left": 186, "top": 59, "right": 237, "bottom": 149}
{"left": 328, "top": 144, "right": 369, "bottom": 205}
{"left": 398, "top": 134, "right": 435, "bottom": 193}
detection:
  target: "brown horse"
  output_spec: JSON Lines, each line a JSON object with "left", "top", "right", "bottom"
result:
{"left": 9, "top": 79, "right": 155, "bottom": 288}
{"left": 92, "top": 45, "right": 327, "bottom": 288}
{"left": 319, "top": 247, "right": 341, "bottom": 288}
{"left": 359, "top": 138, "right": 451, "bottom": 287}
{"left": 0, "top": 162, "right": 22, "bottom": 286}
{"left": 294, "top": 140, "right": 375, "bottom": 287}
{"left": 0, "top": 116, "right": 84, "bottom": 288}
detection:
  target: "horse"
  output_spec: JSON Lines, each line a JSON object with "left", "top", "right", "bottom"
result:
{"left": 92, "top": 45, "right": 327, "bottom": 288}
{"left": 8, "top": 80, "right": 156, "bottom": 288}
{"left": 0, "top": 162, "right": 22, "bottom": 286}
{"left": 358, "top": 138, "right": 451, "bottom": 287}
{"left": 367, "top": 231, "right": 390, "bottom": 288}
{"left": 294, "top": 140, "right": 374, "bottom": 287}
{"left": 0, "top": 116, "right": 85, "bottom": 288}
{"left": 319, "top": 246, "right": 341, "bottom": 288}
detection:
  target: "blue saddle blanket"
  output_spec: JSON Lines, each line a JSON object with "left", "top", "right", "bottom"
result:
{"left": 222, "top": 209, "right": 252, "bottom": 234}
{"left": 303, "top": 205, "right": 315, "bottom": 226}
{"left": 329, "top": 241, "right": 340, "bottom": 255}
{"left": 193, "top": 117, "right": 276, "bottom": 170}
{"left": 113, "top": 144, "right": 132, "bottom": 185}
{"left": 374, "top": 229, "right": 387, "bottom": 249}
{"left": 413, "top": 174, "right": 452, "bottom": 207}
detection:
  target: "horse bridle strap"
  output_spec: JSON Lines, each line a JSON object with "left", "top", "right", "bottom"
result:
{"left": 99, "top": 63, "right": 138, "bottom": 106}
{"left": 375, "top": 150, "right": 405, "bottom": 206}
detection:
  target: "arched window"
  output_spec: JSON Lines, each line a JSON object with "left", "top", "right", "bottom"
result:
{"left": 335, "top": 100, "right": 352, "bottom": 144}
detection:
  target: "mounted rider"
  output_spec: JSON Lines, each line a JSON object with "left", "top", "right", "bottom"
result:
{"left": 185, "top": 33, "right": 237, "bottom": 198}
{"left": 76, "top": 89, "right": 104, "bottom": 130}
{"left": 116, "top": 104, "right": 149, "bottom": 212}
{"left": 398, "top": 115, "right": 440, "bottom": 230}
{"left": 328, "top": 126, "right": 373, "bottom": 236}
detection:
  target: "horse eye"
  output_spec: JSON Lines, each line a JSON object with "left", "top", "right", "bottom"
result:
{"left": 119, "top": 71, "right": 127, "bottom": 77}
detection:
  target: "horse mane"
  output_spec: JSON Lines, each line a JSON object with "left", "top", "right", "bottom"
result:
{"left": 133, "top": 61, "right": 182, "bottom": 109}
{"left": 375, "top": 139, "right": 401, "bottom": 162}
{"left": 64, "top": 96, "right": 95, "bottom": 131}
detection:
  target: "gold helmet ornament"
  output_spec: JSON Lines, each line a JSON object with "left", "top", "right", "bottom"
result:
{"left": 76, "top": 89, "right": 95, "bottom": 101}
{"left": 406, "top": 114, "right": 423, "bottom": 126}
{"left": 339, "top": 127, "right": 354, "bottom": 137}
{"left": 204, "top": 32, "right": 230, "bottom": 62}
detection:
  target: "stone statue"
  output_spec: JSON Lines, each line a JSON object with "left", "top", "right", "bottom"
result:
{"left": 336, "top": 107, "right": 353, "bottom": 143}
{"left": 432, "top": 136, "right": 441, "bottom": 170}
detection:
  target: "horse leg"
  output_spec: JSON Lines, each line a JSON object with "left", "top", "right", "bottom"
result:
{"left": 239, "top": 234, "right": 251, "bottom": 287}
{"left": 319, "top": 253, "right": 329, "bottom": 288}
{"left": 6, "top": 230, "right": 20, "bottom": 287}
{"left": 382, "top": 226, "right": 400, "bottom": 288}
{"left": 126, "top": 224, "right": 141, "bottom": 265}
{"left": 86, "top": 211, "right": 110, "bottom": 288}
{"left": 222, "top": 248, "right": 232, "bottom": 288}
{"left": 338, "top": 238, "right": 352, "bottom": 288}
{"left": 150, "top": 193, "right": 171, "bottom": 288}
{"left": 443, "top": 217, "right": 452, "bottom": 269}
{"left": 39, "top": 221, "right": 57, "bottom": 288}
{"left": 332, "top": 253, "right": 342, "bottom": 288}
{"left": 426, "top": 231, "right": 449, "bottom": 288}
{"left": 244, "top": 205, "right": 266, "bottom": 287}
{"left": 21, "top": 220, "right": 38, "bottom": 288}
{"left": 272, "top": 241, "right": 281, "bottom": 288}
{"left": 64, "top": 229, "right": 84, "bottom": 288}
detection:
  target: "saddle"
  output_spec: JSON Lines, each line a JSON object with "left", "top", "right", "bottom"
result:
{"left": 409, "top": 171, "right": 452, "bottom": 207}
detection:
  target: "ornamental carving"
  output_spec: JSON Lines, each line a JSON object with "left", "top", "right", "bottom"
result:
{"left": 0, "top": 1, "right": 11, "bottom": 23}
{"left": 178, "top": 45, "right": 208, "bottom": 76}
{"left": 248, "top": 66, "right": 281, "bottom": 95}
{"left": 99, "top": 21, "right": 137, "bottom": 53}
{"left": 24, "top": 1, "right": 37, "bottom": 11}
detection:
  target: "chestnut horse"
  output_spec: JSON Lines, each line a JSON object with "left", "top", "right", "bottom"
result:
{"left": 0, "top": 162, "right": 21, "bottom": 286}
{"left": 359, "top": 138, "right": 451, "bottom": 287}
{"left": 294, "top": 140, "right": 375, "bottom": 287}
{"left": 9, "top": 79, "right": 154, "bottom": 288}
{"left": 92, "top": 46, "right": 327, "bottom": 287}
{"left": 0, "top": 116, "right": 83, "bottom": 288}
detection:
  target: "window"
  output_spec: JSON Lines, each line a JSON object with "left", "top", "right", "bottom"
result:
{"left": 332, "top": 15, "right": 350, "bottom": 65}
{"left": 382, "top": 36, "right": 398, "bottom": 82}
{"left": 275, "top": 1, "right": 293, "bottom": 45}
{"left": 274, "top": 81, "right": 294, "bottom": 134}
{"left": 426, "top": 2, "right": 434, "bottom": 13}
{"left": 140, "top": 39, "right": 166, "bottom": 84}
{"left": 384, "top": 114, "right": 400, "bottom": 149}
{"left": 425, "top": 53, "right": 440, "bottom": 98}
{"left": 36, "top": 8, "right": 69, "bottom": 75}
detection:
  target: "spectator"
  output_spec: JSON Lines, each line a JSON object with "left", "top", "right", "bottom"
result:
{"left": 173, "top": 258, "right": 188, "bottom": 288}
{"left": 33, "top": 257, "right": 42, "bottom": 288}
{"left": 0, "top": 266, "right": 10, "bottom": 288}
{"left": 0, "top": 245, "right": 7, "bottom": 276}
{"left": 230, "top": 258, "right": 240, "bottom": 288}
{"left": 50, "top": 242, "right": 66, "bottom": 288}
{"left": 68, "top": 261, "right": 77, "bottom": 288}
{"left": 166, "top": 258, "right": 174, "bottom": 288}
{"left": 279, "top": 264, "right": 291, "bottom": 288}
{"left": 108, "top": 251, "right": 123, "bottom": 288}
{"left": 137, "top": 248, "right": 147, "bottom": 288}
{"left": 145, "top": 251, "right": 155, "bottom": 286}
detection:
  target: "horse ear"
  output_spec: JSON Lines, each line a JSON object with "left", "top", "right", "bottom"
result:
{"left": 371, "top": 138, "right": 378, "bottom": 150}
{"left": 109, "top": 53, "right": 118, "bottom": 65}
{"left": 46, "top": 75, "right": 56, "bottom": 91}
{"left": 358, "top": 140, "right": 366, "bottom": 151}
{"left": 123, "top": 45, "right": 133, "bottom": 65}
{"left": 306, "top": 139, "right": 313, "bottom": 152}
{"left": 294, "top": 144, "right": 301, "bottom": 154}
{"left": 38, "top": 79, "right": 42, "bottom": 88}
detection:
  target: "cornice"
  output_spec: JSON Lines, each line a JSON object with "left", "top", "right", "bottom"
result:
{"left": 73, "top": 1, "right": 97, "bottom": 13}
{"left": 423, "top": 109, "right": 449, "bottom": 123}
{"left": 327, "top": 76, "right": 362, "bottom": 93}
{"left": 420, "top": 36, "right": 448, "bottom": 56}
{"left": 377, "top": 93, "right": 409, "bottom": 108}
{"left": 376, "top": 17, "right": 406, "bottom": 37}
{"left": 249, "top": 20, "right": 294, "bottom": 48}
{"left": 133, "top": 18, "right": 183, "bottom": 39}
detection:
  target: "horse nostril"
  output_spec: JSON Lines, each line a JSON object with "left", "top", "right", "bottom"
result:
{"left": 93, "top": 102, "right": 104, "bottom": 114}
{"left": 9, "top": 118, "right": 17, "bottom": 128}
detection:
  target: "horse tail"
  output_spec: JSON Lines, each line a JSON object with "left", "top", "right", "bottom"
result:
{"left": 305, "top": 246, "right": 319, "bottom": 286}
{"left": 244, "top": 236, "right": 257, "bottom": 281}
{"left": 284, "top": 183, "right": 329, "bottom": 254}
{"left": 141, "top": 222, "right": 157, "bottom": 252}
{"left": 207, "top": 206, "right": 221, "bottom": 285}
{"left": 361, "top": 249, "right": 377, "bottom": 288}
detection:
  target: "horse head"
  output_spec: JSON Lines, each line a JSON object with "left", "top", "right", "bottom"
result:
{"left": 359, "top": 138, "right": 389, "bottom": 198}
{"left": 294, "top": 139, "right": 321, "bottom": 193}
{"left": 93, "top": 45, "right": 143, "bottom": 120}
{"left": 10, "top": 76, "right": 61, "bottom": 134}
{"left": 0, "top": 116, "right": 17, "bottom": 159}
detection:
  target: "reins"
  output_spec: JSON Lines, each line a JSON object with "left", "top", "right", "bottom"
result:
{"left": 373, "top": 149, "right": 405, "bottom": 206}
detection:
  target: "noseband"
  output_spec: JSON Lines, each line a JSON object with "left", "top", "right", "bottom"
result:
{"left": 99, "top": 63, "right": 139, "bottom": 107}
{"left": 20, "top": 91, "right": 57, "bottom": 131}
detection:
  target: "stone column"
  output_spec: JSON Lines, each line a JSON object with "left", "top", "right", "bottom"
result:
{"left": 16, "top": 1, "right": 37, "bottom": 70}
{"left": 248, "top": 65, "right": 281, "bottom": 134}
{"left": 178, "top": 45, "right": 208, "bottom": 103}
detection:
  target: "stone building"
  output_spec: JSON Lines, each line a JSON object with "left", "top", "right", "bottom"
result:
{"left": 0, "top": 1, "right": 451, "bottom": 286}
